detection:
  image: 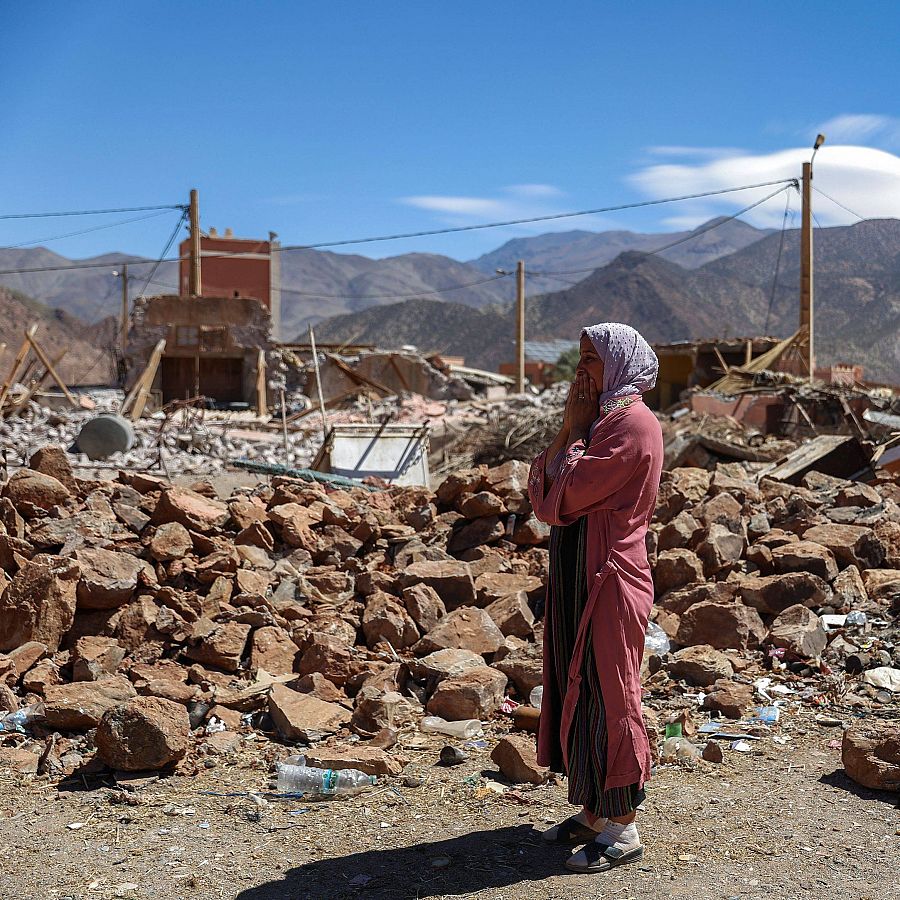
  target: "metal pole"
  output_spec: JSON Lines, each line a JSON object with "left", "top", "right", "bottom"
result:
{"left": 279, "top": 387, "right": 290, "bottom": 463}
{"left": 189, "top": 188, "right": 201, "bottom": 296}
{"left": 800, "top": 161, "right": 813, "bottom": 380}
{"left": 308, "top": 323, "right": 328, "bottom": 440}
{"left": 120, "top": 264, "right": 129, "bottom": 351}
{"left": 516, "top": 259, "right": 525, "bottom": 393}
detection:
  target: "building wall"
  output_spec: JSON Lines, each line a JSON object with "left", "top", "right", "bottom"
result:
{"left": 179, "top": 235, "right": 271, "bottom": 310}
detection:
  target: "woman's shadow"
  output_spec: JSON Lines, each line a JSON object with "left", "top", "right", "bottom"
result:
{"left": 234, "top": 823, "right": 570, "bottom": 899}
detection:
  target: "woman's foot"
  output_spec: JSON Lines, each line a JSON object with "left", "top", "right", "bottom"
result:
{"left": 565, "top": 820, "right": 643, "bottom": 872}
{"left": 541, "top": 809, "right": 608, "bottom": 844}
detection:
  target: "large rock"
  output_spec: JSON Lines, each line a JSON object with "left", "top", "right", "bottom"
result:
{"left": 184, "top": 620, "right": 251, "bottom": 672}
{"left": 151, "top": 487, "right": 229, "bottom": 533}
{"left": 475, "top": 573, "right": 543, "bottom": 607}
{"left": 654, "top": 549, "right": 704, "bottom": 594}
{"left": 737, "top": 572, "right": 831, "bottom": 616}
{"left": 250, "top": 626, "right": 298, "bottom": 675}
{"left": 96, "top": 696, "right": 190, "bottom": 771}
{"left": 511, "top": 515, "right": 550, "bottom": 546}
{"left": 269, "top": 684, "right": 351, "bottom": 741}
{"left": 490, "top": 734, "right": 548, "bottom": 785}
{"left": 484, "top": 592, "right": 535, "bottom": 638}
{"left": 149, "top": 522, "right": 193, "bottom": 561}
{"left": 657, "top": 512, "right": 700, "bottom": 552}
{"left": 399, "top": 560, "right": 477, "bottom": 610}
{"left": 413, "top": 607, "right": 505, "bottom": 657}
{"left": 2, "top": 469, "right": 70, "bottom": 518}
{"left": 862, "top": 569, "right": 900, "bottom": 603}
{"left": 667, "top": 644, "right": 734, "bottom": 687}
{"left": 831, "top": 565, "right": 868, "bottom": 610}
{"left": 767, "top": 604, "right": 827, "bottom": 659}
{"left": 771, "top": 541, "right": 838, "bottom": 582}
{"left": 695, "top": 524, "right": 745, "bottom": 575}
{"left": 447, "top": 516, "right": 504, "bottom": 554}
{"left": 29, "top": 446, "right": 76, "bottom": 493}
{"left": 75, "top": 548, "right": 142, "bottom": 609}
{"left": 655, "top": 468, "right": 711, "bottom": 521}
{"left": 408, "top": 648, "right": 486, "bottom": 684}
{"left": 351, "top": 686, "right": 422, "bottom": 736}
{"left": 675, "top": 601, "right": 766, "bottom": 651}
{"left": 458, "top": 491, "right": 505, "bottom": 518}
{"left": 295, "top": 634, "right": 358, "bottom": 687}
{"left": 401, "top": 584, "right": 446, "bottom": 633}
{"left": 702, "top": 679, "right": 754, "bottom": 719}
{"left": 305, "top": 747, "right": 403, "bottom": 777}
{"left": 426, "top": 666, "right": 507, "bottom": 720}
{"left": 802, "top": 524, "right": 884, "bottom": 570}
{"left": 841, "top": 723, "right": 900, "bottom": 792}
{"left": 71, "top": 636, "right": 126, "bottom": 681}
{"left": 0, "top": 554, "right": 80, "bottom": 653}
{"left": 362, "top": 591, "right": 420, "bottom": 650}
{"left": 492, "top": 645, "right": 543, "bottom": 698}
{"left": 42, "top": 676, "right": 137, "bottom": 730}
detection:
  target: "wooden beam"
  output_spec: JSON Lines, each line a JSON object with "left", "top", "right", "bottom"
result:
{"left": 4, "top": 349, "right": 68, "bottom": 418}
{"left": 712, "top": 345, "right": 731, "bottom": 376}
{"left": 121, "top": 339, "right": 166, "bottom": 420}
{"left": 255, "top": 349, "right": 267, "bottom": 417}
{"left": 0, "top": 325, "right": 38, "bottom": 411}
{"left": 26, "top": 332, "right": 77, "bottom": 405}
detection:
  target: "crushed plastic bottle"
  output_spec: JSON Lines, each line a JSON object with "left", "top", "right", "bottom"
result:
{"left": 529, "top": 685, "right": 543, "bottom": 710}
{"left": 660, "top": 736, "right": 701, "bottom": 764}
{"left": 644, "top": 622, "right": 671, "bottom": 655}
{"left": 845, "top": 611, "right": 867, "bottom": 628}
{"left": 276, "top": 761, "right": 375, "bottom": 798}
{"left": 419, "top": 716, "right": 483, "bottom": 739}
{"left": 0, "top": 705, "right": 41, "bottom": 733}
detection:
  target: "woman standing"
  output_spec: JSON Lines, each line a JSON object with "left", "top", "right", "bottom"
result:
{"left": 527, "top": 323, "right": 663, "bottom": 874}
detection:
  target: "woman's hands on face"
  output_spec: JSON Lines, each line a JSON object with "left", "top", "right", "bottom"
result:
{"left": 568, "top": 370, "right": 599, "bottom": 437}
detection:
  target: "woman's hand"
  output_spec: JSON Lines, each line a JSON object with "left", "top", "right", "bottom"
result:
{"left": 568, "top": 371, "right": 599, "bottom": 440}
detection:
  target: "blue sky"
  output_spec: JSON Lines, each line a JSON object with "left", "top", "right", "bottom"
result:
{"left": 3, "top": 1, "right": 900, "bottom": 262}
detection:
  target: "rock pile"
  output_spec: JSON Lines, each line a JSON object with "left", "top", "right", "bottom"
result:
{"left": 0, "top": 445, "right": 896, "bottom": 792}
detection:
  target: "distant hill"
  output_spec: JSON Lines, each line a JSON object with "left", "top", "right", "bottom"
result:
{"left": 0, "top": 287, "right": 115, "bottom": 386}
{"left": 470, "top": 217, "right": 772, "bottom": 275}
{"left": 313, "top": 220, "right": 900, "bottom": 384}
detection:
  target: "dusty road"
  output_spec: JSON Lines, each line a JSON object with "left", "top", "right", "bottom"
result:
{"left": 0, "top": 709, "right": 896, "bottom": 900}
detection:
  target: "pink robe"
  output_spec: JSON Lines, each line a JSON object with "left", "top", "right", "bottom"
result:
{"left": 528, "top": 399, "right": 663, "bottom": 790}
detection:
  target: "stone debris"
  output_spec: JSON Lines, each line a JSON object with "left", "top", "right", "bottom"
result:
{"left": 0, "top": 439, "right": 893, "bottom": 797}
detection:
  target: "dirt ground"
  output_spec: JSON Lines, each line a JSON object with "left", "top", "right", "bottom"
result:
{"left": 0, "top": 708, "right": 896, "bottom": 900}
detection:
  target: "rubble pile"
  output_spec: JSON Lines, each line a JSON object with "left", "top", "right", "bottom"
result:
{"left": 0, "top": 444, "right": 896, "bottom": 795}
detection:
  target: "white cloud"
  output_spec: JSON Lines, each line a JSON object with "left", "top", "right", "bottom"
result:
{"left": 816, "top": 114, "right": 900, "bottom": 148}
{"left": 646, "top": 146, "right": 745, "bottom": 159}
{"left": 399, "top": 183, "right": 603, "bottom": 233}
{"left": 629, "top": 143, "right": 900, "bottom": 228}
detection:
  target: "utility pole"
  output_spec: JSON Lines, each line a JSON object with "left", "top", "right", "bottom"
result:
{"left": 800, "top": 134, "right": 824, "bottom": 381}
{"left": 516, "top": 259, "right": 525, "bottom": 393}
{"left": 117, "top": 265, "right": 129, "bottom": 351}
{"left": 189, "top": 188, "right": 201, "bottom": 296}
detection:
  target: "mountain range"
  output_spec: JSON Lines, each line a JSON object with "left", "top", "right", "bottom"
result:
{"left": 0, "top": 217, "right": 771, "bottom": 339}
{"left": 1, "top": 217, "right": 898, "bottom": 384}
{"left": 315, "top": 219, "right": 900, "bottom": 384}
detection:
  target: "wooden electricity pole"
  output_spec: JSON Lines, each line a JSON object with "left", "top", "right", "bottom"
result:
{"left": 119, "top": 264, "right": 129, "bottom": 350}
{"left": 799, "top": 161, "right": 813, "bottom": 379}
{"left": 515, "top": 260, "right": 525, "bottom": 393}
{"left": 189, "top": 188, "right": 201, "bottom": 296}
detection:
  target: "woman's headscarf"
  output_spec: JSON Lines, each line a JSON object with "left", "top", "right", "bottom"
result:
{"left": 581, "top": 322, "right": 659, "bottom": 405}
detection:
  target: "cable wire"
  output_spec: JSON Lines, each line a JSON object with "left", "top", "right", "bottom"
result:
{"left": 0, "top": 203, "right": 185, "bottom": 220}
{"left": 812, "top": 187, "right": 866, "bottom": 221}
{"left": 2, "top": 209, "right": 178, "bottom": 250}
{"left": 135, "top": 209, "right": 189, "bottom": 299}
{"left": 530, "top": 183, "right": 794, "bottom": 277}
{"left": 764, "top": 190, "right": 792, "bottom": 334}
{"left": 0, "top": 178, "right": 798, "bottom": 277}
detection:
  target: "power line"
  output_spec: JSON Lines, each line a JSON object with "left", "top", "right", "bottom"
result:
{"left": 135, "top": 210, "right": 189, "bottom": 299}
{"left": 2, "top": 209, "right": 179, "bottom": 250}
{"left": 0, "top": 178, "right": 798, "bottom": 277}
{"left": 765, "top": 190, "right": 792, "bottom": 334}
{"left": 812, "top": 186, "right": 866, "bottom": 221}
{"left": 0, "top": 203, "right": 185, "bottom": 221}
{"left": 530, "top": 183, "right": 794, "bottom": 277}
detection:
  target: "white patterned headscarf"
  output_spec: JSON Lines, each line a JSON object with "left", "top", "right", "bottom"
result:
{"left": 581, "top": 322, "right": 658, "bottom": 405}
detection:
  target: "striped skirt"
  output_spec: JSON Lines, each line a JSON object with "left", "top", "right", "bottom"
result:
{"left": 547, "top": 516, "right": 645, "bottom": 818}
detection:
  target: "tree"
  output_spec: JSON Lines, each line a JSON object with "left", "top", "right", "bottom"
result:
{"left": 552, "top": 346, "right": 580, "bottom": 382}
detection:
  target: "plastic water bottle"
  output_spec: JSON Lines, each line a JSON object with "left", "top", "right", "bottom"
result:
{"left": 419, "top": 716, "right": 483, "bottom": 738}
{"left": 644, "top": 622, "right": 671, "bottom": 655}
{"left": 845, "top": 611, "right": 867, "bottom": 628}
{"left": 0, "top": 706, "right": 39, "bottom": 733}
{"left": 276, "top": 760, "right": 376, "bottom": 798}
{"left": 529, "top": 685, "right": 544, "bottom": 710}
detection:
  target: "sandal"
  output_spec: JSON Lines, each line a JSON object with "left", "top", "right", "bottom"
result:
{"left": 565, "top": 841, "right": 644, "bottom": 873}
{"left": 540, "top": 815, "right": 604, "bottom": 844}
